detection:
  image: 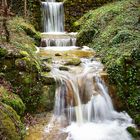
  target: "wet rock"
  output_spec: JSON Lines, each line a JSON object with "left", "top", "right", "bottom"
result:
{"left": 0, "top": 102, "right": 25, "bottom": 140}
{"left": 64, "top": 58, "right": 81, "bottom": 66}
{"left": 100, "top": 72, "right": 108, "bottom": 83}
{"left": 59, "top": 66, "right": 69, "bottom": 71}
{"left": 40, "top": 39, "right": 47, "bottom": 47}
{"left": 55, "top": 53, "right": 62, "bottom": 56}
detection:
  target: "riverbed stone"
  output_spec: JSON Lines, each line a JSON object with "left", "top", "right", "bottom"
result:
{"left": 40, "top": 39, "right": 47, "bottom": 47}
{"left": 59, "top": 66, "right": 69, "bottom": 71}
{"left": 64, "top": 58, "right": 81, "bottom": 66}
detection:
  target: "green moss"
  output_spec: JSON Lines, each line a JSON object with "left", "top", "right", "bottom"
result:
{"left": 63, "top": 0, "right": 117, "bottom": 31}
{"left": 0, "top": 16, "right": 43, "bottom": 113}
{"left": 134, "top": 114, "right": 140, "bottom": 125}
{"left": 65, "top": 58, "right": 81, "bottom": 66}
{"left": 15, "top": 56, "right": 41, "bottom": 72}
{"left": 110, "top": 30, "right": 134, "bottom": 45}
{"left": 20, "top": 51, "right": 30, "bottom": 57}
{"left": 0, "top": 102, "right": 25, "bottom": 140}
{"left": 127, "top": 127, "right": 139, "bottom": 138}
{"left": 23, "top": 74, "right": 33, "bottom": 84}
{"left": 0, "top": 46, "right": 7, "bottom": 58}
{"left": 8, "top": 0, "right": 41, "bottom": 30}
{"left": 0, "top": 86, "right": 25, "bottom": 115}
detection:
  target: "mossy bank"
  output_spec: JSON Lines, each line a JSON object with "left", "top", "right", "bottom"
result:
{"left": 76, "top": 0, "right": 140, "bottom": 125}
{"left": 0, "top": 16, "right": 56, "bottom": 139}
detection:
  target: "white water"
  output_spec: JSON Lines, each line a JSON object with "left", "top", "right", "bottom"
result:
{"left": 42, "top": 1, "right": 64, "bottom": 32}
{"left": 41, "top": 38, "right": 76, "bottom": 47}
{"left": 65, "top": 121, "right": 132, "bottom": 140}
{"left": 44, "top": 59, "right": 133, "bottom": 140}
{"left": 40, "top": 46, "right": 80, "bottom": 51}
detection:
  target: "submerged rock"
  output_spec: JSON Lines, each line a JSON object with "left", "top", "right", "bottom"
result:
{"left": 59, "top": 66, "right": 69, "bottom": 71}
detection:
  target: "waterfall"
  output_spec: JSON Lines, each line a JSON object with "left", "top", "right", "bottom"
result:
{"left": 41, "top": 0, "right": 77, "bottom": 47}
{"left": 41, "top": 37, "right": 76, "bottom": 47}
{"left": 42, "top": 0, "right": 64, "bottom": 33}
{"left": 44, "top": 59, "right": 133, "bottom": 140}
{"left": 41, "top": 1, "right": 134, "bottom": 140}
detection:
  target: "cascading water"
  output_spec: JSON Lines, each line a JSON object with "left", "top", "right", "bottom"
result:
{"left": 41, "top": 0, "right": 134, "bottom": 139}
{"left": 41, "top": 37, "right": 76, "bottom": 47}
{"left": 41, "top": 0, "right": 77, "bottom": 47}
{"left": 42, "top": 0, "right": 64, "bottom": 32}
{"left": 44, "top": 59, "right": 134, "bottom": 140}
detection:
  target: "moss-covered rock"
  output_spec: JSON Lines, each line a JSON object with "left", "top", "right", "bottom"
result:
{"left": 7, "top": 17, "right": 41, "bottom": 49}
{"left": 64, "top": 58, "right": 81, "bottom": 66}
{"left": 41, "top": 63, "right": 51, "bottom": 72}
{"left": 59, "top": 66, "right": 69, "bottom": 71}
{"left": 0, "top": 17, "right": 44, "bottom": 113}
{"left": 0, "top": 102, "right": 25, "bottom": 140}
{"left": 0, "top": 46, "right": 7, "bottom": 58}
{"left": 38, "top": 85, "right": 56, "bottom": 112}
{"left": 0, "top": 86, "right": 25, "bottom": 116}
{"left": 41, "top": 73, "right": 56, "bottom": 85}
{"left": 127, "top": 126, "right": 139, "bottom": 139}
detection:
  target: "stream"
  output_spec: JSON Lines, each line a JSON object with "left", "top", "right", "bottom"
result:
{"left": 25, "top": 0, "right": 134, "bottom": 140}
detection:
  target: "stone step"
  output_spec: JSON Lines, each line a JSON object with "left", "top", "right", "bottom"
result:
{"left": 41, "top": 32, "right": 77, "bottom": 39}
